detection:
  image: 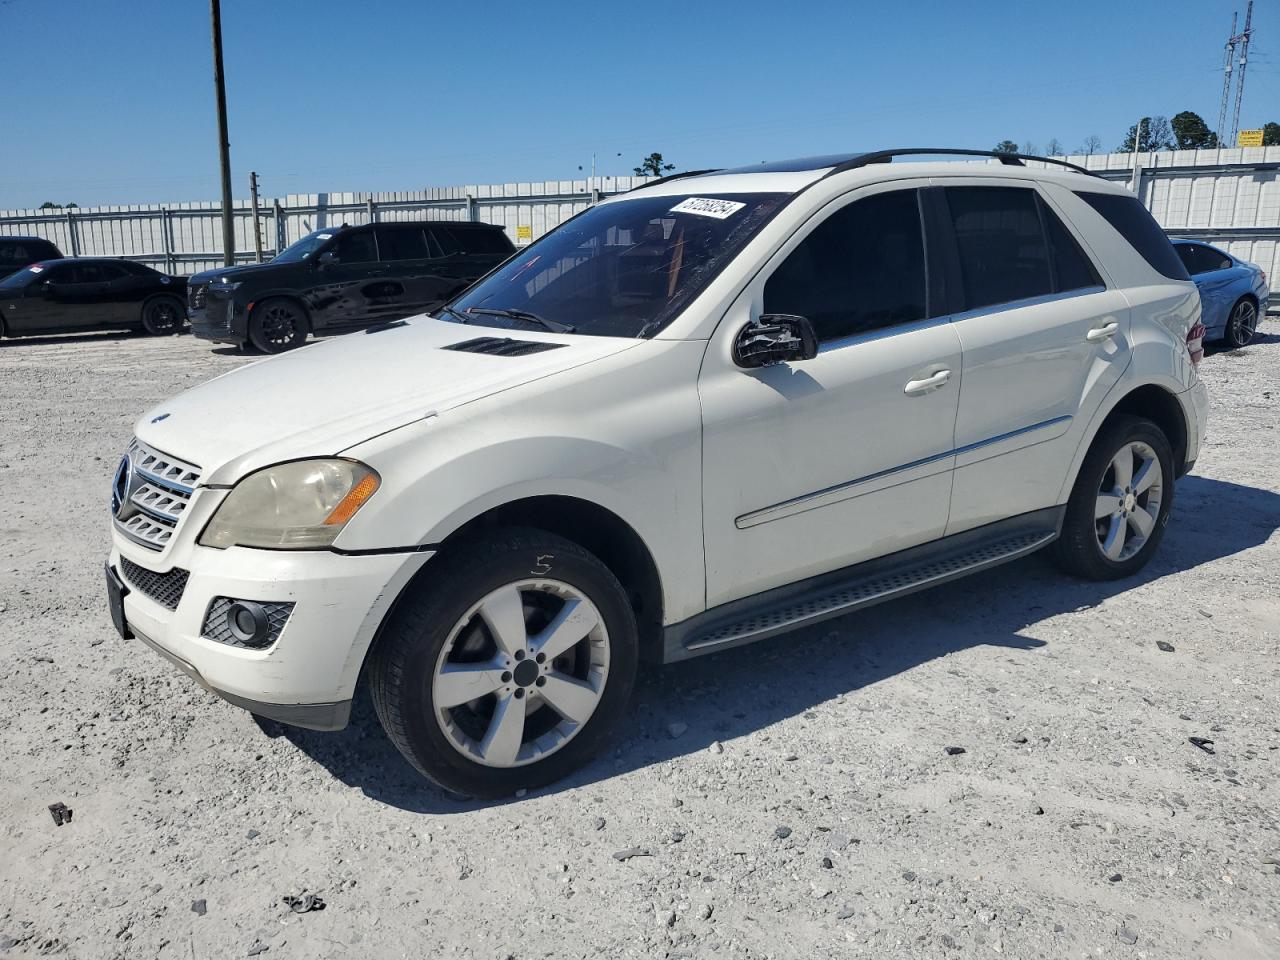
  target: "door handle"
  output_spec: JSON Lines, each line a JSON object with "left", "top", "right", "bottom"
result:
{"left": 903, "top": 368, "right": 952, "bottom": 396}
{"left": 1086, "top": 321, "right": 1120, "bottom": 342}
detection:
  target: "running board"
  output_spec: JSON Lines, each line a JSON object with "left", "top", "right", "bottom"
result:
{"left": 663, "top": 508, "right": 1062, "bottom": 663}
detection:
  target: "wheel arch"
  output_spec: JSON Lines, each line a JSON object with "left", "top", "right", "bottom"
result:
{"left": 370, "top": 495, "right": 666, "bottom": 668}
{"left": 251, "top": 293, "right": 313, "bottom": 329}
{"left": 141, "top": 290, "right": 187, "bottom": 318}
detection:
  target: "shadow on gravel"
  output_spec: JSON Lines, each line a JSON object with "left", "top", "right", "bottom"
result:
{"left": 272, "top": 475, "right": 1280, "bottom": 813}
{"left": 0, "top": 330, "right": 143, "bottom": 347}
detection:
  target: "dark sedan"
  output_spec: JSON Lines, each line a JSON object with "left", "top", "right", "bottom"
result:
{"left": 0, "top": 258, "right": 187, "bottom": 339}
{"left": 187, "top": 220, "right": 515, "bottom": 352}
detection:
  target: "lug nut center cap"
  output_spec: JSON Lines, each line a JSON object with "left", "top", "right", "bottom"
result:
{"left": 513, "top": 659, "right": 540, "bottom": 688}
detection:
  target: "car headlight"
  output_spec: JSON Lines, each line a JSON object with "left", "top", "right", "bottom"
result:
{"left": 199, "top": 459, "right": 380, "bottom": 550}
{"left": 214, "top": 280, "right": 243, "bottom": 291}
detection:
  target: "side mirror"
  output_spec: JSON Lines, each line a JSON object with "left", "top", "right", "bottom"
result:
{"left": 317, "top": 250, "right": 339, "bottom": 268}
{"left": 733, "top": 314, "right": 819, "bottom": 368}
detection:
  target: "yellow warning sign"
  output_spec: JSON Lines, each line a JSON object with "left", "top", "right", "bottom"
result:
{"left": 516, "top": 225, "right": 533, "bottom": 243}
{"left": 1237, "top": 129, "right": 1264, "bottom": 147}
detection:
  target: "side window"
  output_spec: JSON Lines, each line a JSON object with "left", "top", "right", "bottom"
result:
{"left": 1206, "top": 246, "right": 1232, "bottom": 271}
{"left": 763, "top": 189, "right": 927, "bottom": 343}
{"left": 427, "top": 225, "right": 463, "bottom": 258}
{"left": 379, "top": 225, "right": 430, "bottom": 261}
{"left": 944, "top": 186, "right": 1053, "bottom": 310}
{"left": 0, "top": 242, "right": 29, "bottom": 266}
{"left": 39, "top": 263, "right": 74, "bottom": 283}
{"left": 453, "top": 227, "right": 515, "bottom": 256}
{"left": 1075, "top": 191, "right": 1189, "bottom": 281}
{"left": 333, "top": 230, "right": 377, "bottom": 264}
{"left": 1173, "top": 243, "right": 1201, "bottom": 275}
{"left": 1041, "top": 201, "right": 1104, "bottom": 293}
{"left": 72, "top": 263, "right": 110, "bottom": 283}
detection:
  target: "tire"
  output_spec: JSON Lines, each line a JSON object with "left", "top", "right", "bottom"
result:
{"left": 1223, "top": 296, "right": 1258, "bottom": 349}
{"left": 140, "top": 295, "right": 184, "bottom": 336}
{"left": 370, "top": 528, "right": 639, "bottom": 798}
{"left": 1053, "top": 415, "right": 1174, "bottom": 581}
{"left": 248, "top": 298, "right": 309, "bottom": 353}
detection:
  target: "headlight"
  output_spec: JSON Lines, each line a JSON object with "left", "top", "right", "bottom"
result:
{"left": 199, "top": 459, "right": 380, "bottom": 550}
{"left": 214, "top": 279, "right": 243, "bottom": 291}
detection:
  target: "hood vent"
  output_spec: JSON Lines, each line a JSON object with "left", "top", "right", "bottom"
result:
{"left": 443, "top": 337, "right": 566, "bottom": 357}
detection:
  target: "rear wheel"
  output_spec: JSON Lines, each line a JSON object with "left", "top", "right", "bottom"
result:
{"left": 248, "top": 298, "right": 308, "bottom": 353}
{"left": 1053, "top": 415, "right": 1174, "bottom": 580}
{"left": 141, "top": 296, "right": 184, "bottom": 335}
{"left": 370, "top": 529, "right": 638, "bottom": 798}
{"left": 1223, "top": 297, "right": 1258, "bottom": 348}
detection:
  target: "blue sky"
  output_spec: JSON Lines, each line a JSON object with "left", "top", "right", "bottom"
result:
{"left": 2, "top": 0, "right": 1278, "bottom": 208}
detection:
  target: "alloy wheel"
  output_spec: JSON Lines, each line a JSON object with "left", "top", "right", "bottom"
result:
{"left": 1230, "top": 299, "right": 1257, "bottom": 346}
{"left": 431, "top": 579, "right": 610, "bottom": 768}
{"left": 261, "top": 304, "right": 299, "bottom": 346}
{"left": 1093, "top": 440, "right": 1163, "bottom": 562}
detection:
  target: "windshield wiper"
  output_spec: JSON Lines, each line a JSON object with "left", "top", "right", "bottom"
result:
{"left": 465, "top": 307, "right": 576, "bottom": 334}
{"left": 436, "top": 304, "right": 472, "bottom": 325}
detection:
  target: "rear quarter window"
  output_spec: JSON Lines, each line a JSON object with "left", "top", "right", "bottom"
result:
{"left": 1075, "top": 192, "right": 1189, "bottom": 281}
{"left": 450, "top": 227, "right": 516, "bottom": 256}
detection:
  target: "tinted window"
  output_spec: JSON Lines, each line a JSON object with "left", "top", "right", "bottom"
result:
{"left": 0, "top": 242, "right": 30, "bottom": 265}
{"left": 764, "top": 190, "right": 927, "bottom": 342}
{"left": 333, "top": 230, "right": 377, "bottom": 264}
{"left": 945, "top": 187, "right": 1053, "bottom": 310}
{"left": 1076, "top": 191, "right": 1188, "bottom": 280}
{"left": 451, "top": 227, "right": 515, "bottom": 256}
{"left": 427, "top": 225, "right": 462, "bottom": 258}
{"left": 1174, "top": 242, "right": 1231, "bottom": 276}
{"left": 72, "top": 262, "right": 126, "bottom": 283}
{"left": 379, "top": 225, "right": 430, "bottom": 261}
{"left": 1042, "top": 203, "right": 1104, "bottom": 292}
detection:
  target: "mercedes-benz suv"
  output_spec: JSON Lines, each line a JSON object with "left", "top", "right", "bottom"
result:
{"left": 106, "top": 149, "right": 1209, "bottom": 797}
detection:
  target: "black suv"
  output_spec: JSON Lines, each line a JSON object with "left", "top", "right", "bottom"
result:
{"left": 188, "top": 220, "right": 515, "bottom": 352}
{"left": 1, "top": 236, "right": 63, "bottom": 281}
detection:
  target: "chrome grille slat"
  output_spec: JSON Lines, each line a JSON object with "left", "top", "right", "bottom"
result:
{"left": 113, "top": 439, "right": 202, "bottom": 552}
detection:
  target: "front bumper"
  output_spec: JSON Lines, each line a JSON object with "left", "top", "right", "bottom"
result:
{"left": 107, "top": 533, "right": 432, "bottom": 729}
{"left": 189, "top": 288, "right": 246, "bottom": 343}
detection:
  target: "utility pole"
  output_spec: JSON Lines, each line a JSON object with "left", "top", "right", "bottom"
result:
{"left": 1217, "top": 12, "right": 1238, "bottom": 144}
{"left": 249, "top": 171, "right": 263, "bottom": 263}
{"left": 1229, "top": 1, "right": 1253, "bottom": 146}
{"left": 210, "top": 0, "right": 235, "bottom": 267}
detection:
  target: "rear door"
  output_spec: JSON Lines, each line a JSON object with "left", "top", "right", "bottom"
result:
{"left": 431, "top": 225, "right": 512, "bottom": 295}
{"left": 1174, "top": 242, "right": 1236, "bottom": 334}
{"left": 936, "top": 180, "right": 1131, "bottom": 534}
{"left": 375, "top": 223, "right": 454, "bottom": 316}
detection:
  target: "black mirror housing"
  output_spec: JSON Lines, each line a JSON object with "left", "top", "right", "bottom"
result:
{"left": 733, "top": 314, "right": 819, "bottom": 368}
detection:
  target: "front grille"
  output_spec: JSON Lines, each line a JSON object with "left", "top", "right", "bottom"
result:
{"left": 114, "top": 439, "right": 202, "bottom": 552}
{"left": 443, "top": 336, "right": 565, "bottom": 357}
{"left": 120, "top": 556, "right": 189, "bottom": 611}
{"left": 202, "top": 597, "right": 295, "bottom": 649}
{"left": 188, "top": 283, "right": 208, "bottom": 310}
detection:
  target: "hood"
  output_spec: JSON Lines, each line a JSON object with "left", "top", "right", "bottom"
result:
{"left": 190, "top": 261, "right": 289, "bottom": 284}
{"left": 134, "top": 317, "right": 640, "bottom": 485}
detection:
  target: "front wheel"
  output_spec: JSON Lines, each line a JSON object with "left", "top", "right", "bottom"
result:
{"left": 248, "top": 298, "right": 308, "bottom": 353}
{"left": 370, "top": 529, "right": 638, "bottom": 798}
{"left": 1223, "top": 297, "right": 1258, "bottom": 348}
{"left": 141, "top": 296, "right": 184, "bottom": 335}
{"left": 1053, "top": 415, "right": 1174, "bottom": 580}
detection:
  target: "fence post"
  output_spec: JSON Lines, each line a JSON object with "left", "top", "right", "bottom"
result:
{"left": 65, "top": 209, "right": 81, "bottom": 256}
{"left": 366, "top": 198, "right": 377, "bottom": 223}
{"left": 161, "top": 208, "right": 175, "bottom": 273}
{"left": 274, "top": 200, "right": 285, "bottom": 255}
{"left": 466, "top": 194, "right": 476, "bottom": 222}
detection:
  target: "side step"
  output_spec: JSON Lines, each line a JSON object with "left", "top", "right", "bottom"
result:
{"left": 666, "top": 509, "right": 1062, "bottom": 662}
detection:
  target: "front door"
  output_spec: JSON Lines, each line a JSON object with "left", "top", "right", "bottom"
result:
{"left": 305, "top": 228, "right": 391, "bottom": 329}
{"left": 375, "top": 223, "right": 455, "bottom": 316}
{"left": 699, "top": 185, "right": 962, "bottom": 608}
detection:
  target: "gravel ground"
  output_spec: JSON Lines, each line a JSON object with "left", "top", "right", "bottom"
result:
{"left": 1, "top": 322, "right": 1278, "bottom": 960}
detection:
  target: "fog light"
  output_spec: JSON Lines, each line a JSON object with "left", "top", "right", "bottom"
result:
{"left": 227, "top": 601, "right": 270, "bottom": 646}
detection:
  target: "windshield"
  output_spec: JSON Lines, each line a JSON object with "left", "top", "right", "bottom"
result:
{"left": 272, "top": 229, "right": 337, "bottom": 264}
{"left": 0, "top": 263, "right": 46, "bottom": 289}
{"left": 447, "top": 192, "right": 787, "bottom": 338}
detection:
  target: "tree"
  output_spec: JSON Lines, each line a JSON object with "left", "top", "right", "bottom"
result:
{"left": 1021, "top": 140, "right": 1039, "bottom": 156}
{"left": 633, "top": 152, "right": 675, "bottom": 177}
{"left": 39, "top": 201, "right": 61, "bottom": 209}
{"left": 1045, "top": 138, "right": 1064, "bottom": 156}
{"left": 1264, "top": 122, "right": 1280, "bottom": 146}
{"left": 1118, "top": 116, "right": 1174, "bottom": 152}
{"left": 1079, "top": 135, "right": 1103, "bottom": 156}
{"left": 1171, "top": 111, "right": 1218, "bottom": 150}
{"left": 993, "top": 140, "right": 1019, "bottom": 155}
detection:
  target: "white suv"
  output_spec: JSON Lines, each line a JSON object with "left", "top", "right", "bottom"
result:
{"left": 106, "top": 149, "right": 1209, "bottom": 797}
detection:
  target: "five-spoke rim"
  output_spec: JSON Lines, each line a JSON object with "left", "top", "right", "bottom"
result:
{"left": 1094, "top": 440, "right": 1163, "bottom": 562}
{"left": 1231, "top": 300, "right": 1257, "bottom": 345}
{"left": 431, "top": 579, "right": 609, "bottom": 768}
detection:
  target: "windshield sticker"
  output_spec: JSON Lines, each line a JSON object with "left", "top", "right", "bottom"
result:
{"left": 316, "top": 233, "right": 332, "bottom": 240}
{"left": 669, "top": 197, "right": 746, "bottom": 220}
{"left": 29, "top": 265, "right": 44, "bottom": 273}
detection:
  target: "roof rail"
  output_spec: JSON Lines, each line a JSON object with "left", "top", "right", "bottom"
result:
{"left": 828, "top": 148, "right": 1100, "bottom": 178}
{"left": 627, "top": 169, "right": 722, "bottom": 192}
